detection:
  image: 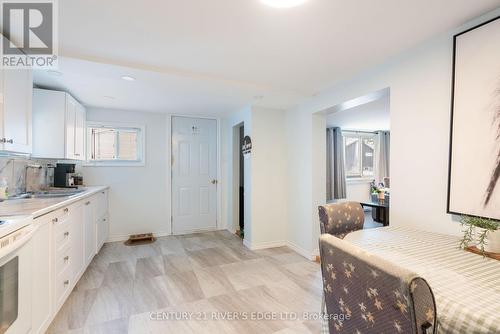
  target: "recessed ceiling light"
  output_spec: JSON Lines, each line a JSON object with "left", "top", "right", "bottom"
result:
{"left": 121, "top": 75, "right": 136, "bottom": 81}
{"left": 103, "top": 95, "right": 116, "bottom": 100}
{"left": 253, "top": 95, "right": 265, "bottom": 100}
{"left": 47, "top": 70, "right": 62, "bottom": 76}
{"left": 260, "top": 0, "right": 308, "bottom": 8}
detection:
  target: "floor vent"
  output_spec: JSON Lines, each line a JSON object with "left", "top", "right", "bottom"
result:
{"left": 125, "top": 233, "right": 156, "bottom": 246}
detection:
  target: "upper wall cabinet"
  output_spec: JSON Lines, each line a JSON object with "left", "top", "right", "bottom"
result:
{"left": 33, "top": 89, "right": 86, "bottom": 160}
{"left": 0, "top": 67, "right": 33, "bottom": 154}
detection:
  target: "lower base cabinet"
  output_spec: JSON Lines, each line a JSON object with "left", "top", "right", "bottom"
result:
{"left": 31, "top": 189, "right": 108, "bottom": 334}
{"left": 31, "top": 217, "right": 52, "bottom": 334}
{"left": 96, "top": 215, "right": 109, "bottom": 252}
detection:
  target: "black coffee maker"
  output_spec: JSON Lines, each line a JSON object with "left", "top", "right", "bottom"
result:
{"left": 54, "top": 163, "right": 77, "bottom": 188}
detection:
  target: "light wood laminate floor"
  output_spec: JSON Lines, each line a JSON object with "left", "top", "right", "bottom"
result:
{"left": 47, "top": 231, "right": 323, "bottom": 334}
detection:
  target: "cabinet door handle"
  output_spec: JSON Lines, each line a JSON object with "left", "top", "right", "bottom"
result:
{"left": 75, "top": 153, "right": 80, "bottom": 156}
{"left": 64, "top": 256, "right": 69, "bottom": 261}
{"left": 85, "top": 201, "right": 90, "bottom": 205}
{"left": 52, "top": 218, "right": 58, "bottom": 223}
{"left": 0, "top": 138, "right": 5, "bottom": 143}
{"left": 64, "top": 231, "right": 69, "bottom": 237}
{"left": 6, "top": 139, "right": 13, "bottom": 144}
{"left": 64, "top": 280, "right": 69, "bottom": 286}
{"left": 64, "top": 208, "right": 69, "bottom": 213}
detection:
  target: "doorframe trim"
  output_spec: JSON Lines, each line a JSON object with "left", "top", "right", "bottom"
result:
{"left": 168, "top": 114, "right": 221, "bottom": 235}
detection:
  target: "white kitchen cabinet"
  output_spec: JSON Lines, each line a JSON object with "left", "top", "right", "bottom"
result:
{"left": 71, "top": 204, "right": 85, "bottom": 280}
{"left": 74, "top": 102, "right": 86, "bottom": 159}
{"left": 65, "top": 94, "right": 77, "bottom": 159}
{"left": 32, "top": 88, "right": 86, "bottom": 160}
{"left": 95, "top": 190, "right": 109, "bottom": 252}
{"left": 0, "top": 67, "right": 33, "bottom": 154}
{"left": 95, "top": 190, "right": 108, "bottom": 220}
{"left": 84, "top": 198, "right": 96, "bottom": 265}
{"left": 52, "top": 203, "right": 85, "bottom": 312}
{"left": 31, "top": 214, "right": 52, "bottom": 334}
{"left": 29, "top": 189, "right": 109, "bottom": 334}
{"left": 96, "top": 215, "right": 109, "bottom": 252}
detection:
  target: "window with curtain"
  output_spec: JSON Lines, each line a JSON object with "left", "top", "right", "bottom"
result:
{"left": 86, "top": 122, "right": 145, "bottom": 166}
{"left": 343, "top": 132, "right": 377, "bottom": 178}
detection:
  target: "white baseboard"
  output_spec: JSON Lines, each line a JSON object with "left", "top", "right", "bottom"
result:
{"left": 243, "top": 239, "right": 287, "bottom": 250}
{"left": 172, "top": 227, "right": 220, "bottom": 235}
{"left": 287, "top": 240, "right": 317, "bottom": 261}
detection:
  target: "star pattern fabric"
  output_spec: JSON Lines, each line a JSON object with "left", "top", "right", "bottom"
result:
{"left": 319, "top": 234, "right": 437, "bottom": 333}
{"left": 318, "top": 202, "right": 365, "bottom": 238}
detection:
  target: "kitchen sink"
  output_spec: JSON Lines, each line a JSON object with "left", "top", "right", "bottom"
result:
{"left": 31, "top": 190, "right": 85, "bottom": 198}
{"left": 7, "top": 189, "right": 86, "bottom": 200}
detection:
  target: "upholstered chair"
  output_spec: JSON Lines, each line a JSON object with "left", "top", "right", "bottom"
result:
{"left": 319, "top": 234, "right": 437, "bottom": 334}
{"left": 318, "top": 202, "right": 365, "bottom": 239}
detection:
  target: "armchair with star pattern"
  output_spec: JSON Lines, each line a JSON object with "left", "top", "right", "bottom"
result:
{"left": 318, "top": 202, "right": 365, "bottom": 239}
{"left": 319, "top": 234, "right": 437, "bottom": 334}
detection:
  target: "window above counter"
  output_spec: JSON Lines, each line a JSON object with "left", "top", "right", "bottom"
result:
{"left": 85, "top": 121, "right": 145, "bottom": 167}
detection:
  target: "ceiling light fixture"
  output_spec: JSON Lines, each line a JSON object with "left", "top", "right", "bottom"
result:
{"left": 103, "top": 95, "right": 116, "bottom": 100}
{"left": 121, "top": 75, "right": 136, "bottom": 81}
{"left": 260, "top": 0, "right": 308, "bottom": 8}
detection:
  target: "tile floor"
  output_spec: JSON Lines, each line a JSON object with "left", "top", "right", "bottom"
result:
{"left": 363, "top": 209, "right": 384, "bottom": 229}
{"left": 47, "top": 231, "right": 324, "bottom": 334}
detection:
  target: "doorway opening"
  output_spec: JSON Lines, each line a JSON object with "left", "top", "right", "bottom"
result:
{"left": 231, "top": 121, "right": 247, "bottom": 240}
{"left": 238, "top": 125, "right": 245, "bottom": 238}
{"left": 324, "top": 88, "right": 391, "bottom": 228}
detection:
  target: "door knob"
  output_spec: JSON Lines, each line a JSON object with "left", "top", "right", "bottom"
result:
{"left": 211, "top": 179, "right": 218, "bottom": 185}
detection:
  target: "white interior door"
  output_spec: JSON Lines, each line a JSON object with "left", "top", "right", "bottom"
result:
{"left": 172, "top": 117, "right": 217, "bottom": 234}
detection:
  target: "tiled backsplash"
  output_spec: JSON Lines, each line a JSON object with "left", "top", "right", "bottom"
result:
{"left": 0, "top": 157, "right": 57, "bottom": 195}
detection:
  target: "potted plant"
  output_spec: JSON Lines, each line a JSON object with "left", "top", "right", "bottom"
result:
{"left": 460, "top": 216, "right": 500, "bottom": 254}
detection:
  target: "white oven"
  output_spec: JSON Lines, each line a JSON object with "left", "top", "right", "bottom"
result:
{"left": 0, "top": 217, "right": 36, "bottom": 334}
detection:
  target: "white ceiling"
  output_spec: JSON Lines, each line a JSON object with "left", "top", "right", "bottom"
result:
{"left": 33, "top": 57, "right": 302, "bottom": 115}
{"left": 326, "top": 95, "right": 390, "bottom": 131}
{"left": 34, "top": 0, "right": 499, "bottom": 115}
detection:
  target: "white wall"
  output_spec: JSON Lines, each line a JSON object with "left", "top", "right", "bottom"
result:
{"left": 225, "top": 106, "right": 288, "bottom": 250}
{"left": 285, "top": 109, "right": 314, "bottom": 257}
{"left": 82, "top": 108, "right": 170, "bottom": 241}
{"left": 346, "top": 181, "right": 372, "bottom": 203}
{"left": 326, "top": 96, "right": 390, "bottom": 131}
{"left": 285, "top": 8, "right": 500, "bottom": 258}
{"left": 251, "top": 107, "right": 288, "bottom": 248}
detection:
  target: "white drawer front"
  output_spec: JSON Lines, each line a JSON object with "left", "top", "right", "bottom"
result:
{"left": 55, "top": 266, "right": 72, "bottom": 308}
{"left": 55, "top": 244, "right": 72, "bottom": 277}
{"left": 54, "top": 218, "right": 72, "bottom": 252}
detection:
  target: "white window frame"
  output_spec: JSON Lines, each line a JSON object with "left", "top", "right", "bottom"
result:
{"left": 343, "top": 131, "right": 377, "bottom": 180}
{"left": 84, "top": 121, "right": 146, "bottom": 167}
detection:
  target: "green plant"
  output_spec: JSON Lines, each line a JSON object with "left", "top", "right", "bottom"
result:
{"left": 460, "top": 216, "right": 499, "bottom": 254}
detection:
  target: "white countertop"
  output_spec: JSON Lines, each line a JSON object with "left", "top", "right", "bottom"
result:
{"left": 0, "top": 186, "right": 109, "bottom": 219}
